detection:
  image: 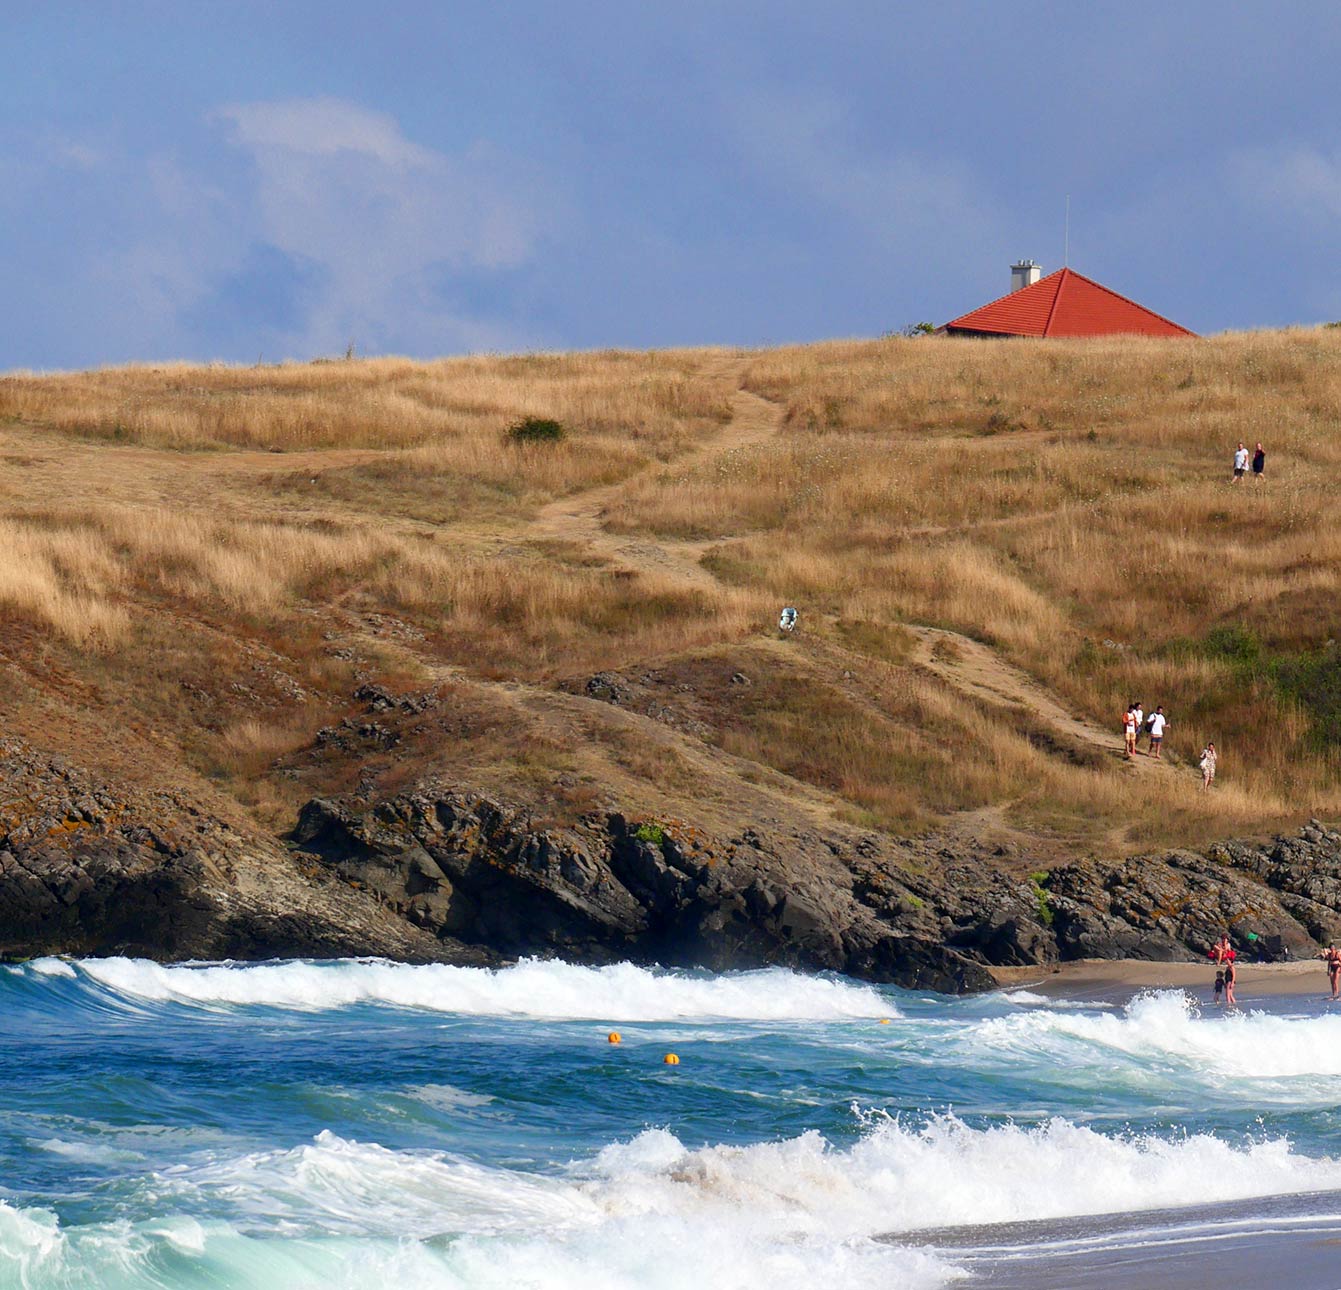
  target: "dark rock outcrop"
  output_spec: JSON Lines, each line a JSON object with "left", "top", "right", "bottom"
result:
{"left": 6, "top": 731, "right": 1341, "bottom": 991}
{"left": 291, "top": 790, "right": 999, "bottom": 992}
{"left": 289, "top": 786, "right": 1341, "bottom": 990}
{"left": 0, "top": 739, "right": 460, "bottom": 964}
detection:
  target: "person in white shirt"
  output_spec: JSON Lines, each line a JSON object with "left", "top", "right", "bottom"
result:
{"left": 1232, "top": 442, "right": 1249, "bottom": 482}
{"left": 1148, "top": 706, "right": 1167, "bottom": 758}
{"left": 1132, "top": 702, "right": 1144, "bottom": 753}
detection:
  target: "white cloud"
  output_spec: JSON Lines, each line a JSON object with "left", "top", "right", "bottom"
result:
{"left": 727, "top": 89, "right": 994, "bottom": 253}
{"left": 218, "top": 97, "right": 436, "bottom": 169}
{"left": 209, "top": 96, "right": 546, "bottom": 355}
{"left": 1233, "top": 145, "right": 1341, "bottom": 222}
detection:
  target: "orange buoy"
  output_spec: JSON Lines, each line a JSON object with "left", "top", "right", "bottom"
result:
{"left": 663, "top": 1053, "right": 680, "bottom": 1066}
{"left": 607, "top": 1032, "right": 622, "bottom": 1044}
{"left": 879, "top": 1018, "right": 891, "bottom": 1025}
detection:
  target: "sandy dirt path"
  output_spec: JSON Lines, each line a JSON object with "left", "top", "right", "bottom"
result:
{"left": 906, "top": 624, "right": 1176, "bottom": 774}
{"left": 529, "top": 379, "right": 782, "bottom": 587}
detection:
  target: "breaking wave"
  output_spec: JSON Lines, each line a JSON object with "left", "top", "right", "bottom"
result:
{"left": 3, "top": 1114, "right": 1339, "bottom": 1289}
{"left": 22, "top": 956, "right": 896, "bottom": 1022}
{"left": 967, "top": 990, "right": 1341, "bottom": 1081}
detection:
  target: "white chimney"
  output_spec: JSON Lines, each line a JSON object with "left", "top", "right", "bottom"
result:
{"left": 1011, "top": 259, "right": 1042, "bottom": 292}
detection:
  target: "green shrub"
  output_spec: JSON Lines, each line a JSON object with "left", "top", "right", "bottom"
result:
{"left": 633, "top": 821, "right": 667, "bottom": 845}
{"left": 507, "top": 416, "right": 566, "bottom": 444}
{"left": 1029, "top": 872, "right": 1054, "bottom": 927}
{"left": 1204, "top": 625, "right": 1262, "bottom": 669}
{"left": 1274, "top": 648, "right": 1341, "bottom": 748}
{"left": 1184, "top": 627, "right": 1341, "bottom": 748}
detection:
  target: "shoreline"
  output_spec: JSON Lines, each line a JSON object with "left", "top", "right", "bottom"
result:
{"left": 920, "top": 1188, "right": 1341, "bottom": 1289}
{"left": 988, "top": 957, "right": 1337, "bottom": 1002}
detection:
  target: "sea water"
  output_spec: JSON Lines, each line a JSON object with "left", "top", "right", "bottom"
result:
{"left": 1, "top": 957, "right": 1340, "bottom": 1288}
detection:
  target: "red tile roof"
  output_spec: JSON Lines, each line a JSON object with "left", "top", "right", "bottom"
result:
{"left": 945, "top": 268, "right": 1195, "bottom": 338}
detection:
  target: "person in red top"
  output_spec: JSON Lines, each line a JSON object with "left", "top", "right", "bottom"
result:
{"left": 1208, "top": 933, "right": 1238, "bottom": 1005}
{"left": 1319, "top": 943, "right": 1341, "bottom": 1000}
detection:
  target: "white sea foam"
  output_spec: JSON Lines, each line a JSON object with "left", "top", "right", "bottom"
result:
{"left": 7, "top": 1114, "right": 1341, "bottom": 1289}
{"left": 28, "top": 958, "right": 76, "bottom": 978}
{"left": 970, "top": 990, "right": 1341, "bottom": 1082}
{"left": 1001, "top": 988, "right": 1116, "bottom": 1010}
{"left": 52, "top": 956, "right": 893, "bottom": 1022}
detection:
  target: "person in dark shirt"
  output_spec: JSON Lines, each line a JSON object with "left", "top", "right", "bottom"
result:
{"left": 1251, "top": 442, "right": 1265, "bottom": 483}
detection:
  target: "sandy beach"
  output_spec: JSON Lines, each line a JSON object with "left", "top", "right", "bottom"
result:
{"left": 917, "top": 1189, "right": 1341, "bottom": 1289}
{"left": 988, "top": 957, "right": 1337, "bottom": 1004}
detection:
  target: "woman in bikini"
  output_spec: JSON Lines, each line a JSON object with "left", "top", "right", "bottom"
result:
{"left": 1319, "top": 943, "right": 1341, "bottom": 1000}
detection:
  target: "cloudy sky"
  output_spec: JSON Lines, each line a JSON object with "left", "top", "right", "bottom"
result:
{"left": 4, "top": 2, "right": 1341, "bottom": 367}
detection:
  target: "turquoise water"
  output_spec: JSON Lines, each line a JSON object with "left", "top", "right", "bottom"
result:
{"left": 2, "top": 957, "right": 1341, "bottom": 1287}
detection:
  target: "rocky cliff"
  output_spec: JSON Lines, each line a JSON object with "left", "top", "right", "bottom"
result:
{"left": 6, "top": 726, "right": 1335, "bottom": 991}
{"left": 0, "top": 738, "right": 474, "bottom": 965}
{"left": 287, "top": 787, "right": 1341, "bottom": 991}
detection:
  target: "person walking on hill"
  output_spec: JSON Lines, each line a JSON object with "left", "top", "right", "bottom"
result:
{"left": 1132, "top": 702, "right": 1145, "bottom": 753}
{"left": 1232, "top": 442, "right": 1249, "bottom": 482}
{"left": 1122, "top": 703, "right": 1138, "bottom": 758}
{"left": 1320, "top": 943, "right": 1341, "bottom": 1000}
{"left": 1147, "top": 706, "right": 1167, "bottom": 758}
{"left": 1252, "top": 442, "right": 1266, "bottom": 483}
{"left": 1199, "top": 741, "right": 1217, "bottom": 790}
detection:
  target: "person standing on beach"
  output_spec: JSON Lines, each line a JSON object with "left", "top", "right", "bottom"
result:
{"left": 1232, "top": 442, "right": 1249, "bottom": 482}
{"left": 1319, "top": 943, "right": 1341, "bottom": 1000}
{"left": 1224, "top": 954, "right": 1237, "bottom": 1006}
{"left": 1252, "top": 442, "right": 1265, "bottom": 483}
{"left": 1213, "top": 968, "right": 1225, "bottom": 1006}
{"left": 1199, "top": 741, "right": 1216, "bottom": 790}
{"left": 1148, "top": 706, "right": 1167, "bottom": 758}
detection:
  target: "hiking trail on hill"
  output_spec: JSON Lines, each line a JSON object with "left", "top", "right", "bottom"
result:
{"left": 529, "top": 372, "right": 781, "bottom": 588}
{"left": 527, "top": 363, "right": 1177, "bottom": 782}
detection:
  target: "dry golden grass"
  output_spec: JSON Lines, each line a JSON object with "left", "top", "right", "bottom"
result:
{"left": 2, "top": 331, "right": 1339, "bottom": 853}
{"left": 0, "top": 349, "right": 734, "bottom": 451}
{"left": 0, "top": 503, "right": 766, "bottom": 683}
{"left": 602, "top": 329, "right": 1341, "bottom": 829}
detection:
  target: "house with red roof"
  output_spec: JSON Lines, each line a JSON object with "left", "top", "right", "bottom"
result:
{"left": 944, "top": 261, "right": 1194, "bottom": 338}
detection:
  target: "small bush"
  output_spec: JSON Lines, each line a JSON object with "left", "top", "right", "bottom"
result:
{"left": 1274, "top": 648, "right": 1341, "bottom": 748}
{"left": 507, "top": 416, "right": 566, "bottom": 444}
{"left": 1029, "top": 872, "right": 1054, "bottom": 927}
{"left": 1205, "top": 625, "right": 1262, "bottom": 670}
{"left": 633, "top": 821, "right": 667, "bottom": 845}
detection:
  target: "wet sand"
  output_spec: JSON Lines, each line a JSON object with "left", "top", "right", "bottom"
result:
{"left": 989, "top": 958, "right": 1338, "bottom": 1005}
{"left": 902, "top": 1190, "right": 1341, "bottom": 1289}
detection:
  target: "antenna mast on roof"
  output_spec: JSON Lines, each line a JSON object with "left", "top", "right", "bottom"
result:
{"left": 1064, "top": 195, "right": 1070, "bottom": 266}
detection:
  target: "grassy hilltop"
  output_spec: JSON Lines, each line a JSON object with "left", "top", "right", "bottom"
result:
{"left": 1, "top": 331, "right": 1339, "bottom": 867}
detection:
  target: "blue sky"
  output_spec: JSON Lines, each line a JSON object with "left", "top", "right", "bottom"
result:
{"left": 4, "top": 2, "right": 1341, "bottom": 367}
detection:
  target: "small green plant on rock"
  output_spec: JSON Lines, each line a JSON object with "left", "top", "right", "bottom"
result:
{"left": 633, "top": 821, "right": 667, "bottom": 845}
{"left": 1029, "top": 871, "right": 1055, "bottom": 927}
